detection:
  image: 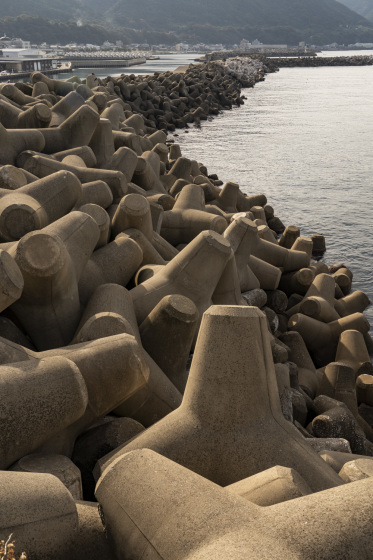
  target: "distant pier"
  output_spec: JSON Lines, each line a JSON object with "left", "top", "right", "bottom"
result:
{"left": 65, "top": 56, "right": 147, "bottom": 69}
{"left": 0, "top": 64, "right": 72, "bottom": 82}
{"left": 271, "top": 55, "right": 373, "bottom": 67}
{"left": 204, "top": 49, "right": 317, "bottom": 61}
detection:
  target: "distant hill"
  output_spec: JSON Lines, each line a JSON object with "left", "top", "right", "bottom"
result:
{"left": 0, "top": 15, "right": 122, "bottom": 45}
{"left": 0, "top": 0, "right": 97, "bottom": 23}
{"left": 0, "top": 14, "right": 176, "bottom": 46}
{"left": 1, "top": 0, "right": 373, "bottom": 45}
{"left": 337, "top": 0, "right": 373, "bottom": 22}
{"left": 103, "top": 0, "right": 373, "bottom": 44}
{"left": 103, "top": 0, "right": 367, "bottom": 29}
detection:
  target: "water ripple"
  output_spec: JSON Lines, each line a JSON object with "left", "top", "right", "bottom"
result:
{"left": 177, "top": 65, "right": 373, "bottom": 326}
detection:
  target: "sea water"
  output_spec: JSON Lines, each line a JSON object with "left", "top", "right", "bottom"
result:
{"left": 176, "top": 56, "right": 373, "bottom": 326}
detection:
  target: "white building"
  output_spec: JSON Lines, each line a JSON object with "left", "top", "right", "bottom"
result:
{"left": 0, "top": 48, "right": 44, "bottom": 58}
{"left": 175, "top": 43, "right": 189, "bottom": 51}
{"left": 240, "top": 39, "right": 252, "bottom": 49}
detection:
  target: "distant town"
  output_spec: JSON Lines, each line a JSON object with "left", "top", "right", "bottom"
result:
{"left": 1, "top": 33, "right": 372, "bottom": 78}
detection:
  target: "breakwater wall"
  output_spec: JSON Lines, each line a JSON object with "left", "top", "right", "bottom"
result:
{"left": 271, "top": 55, "right": 373, "bottom": 67}
{"left": 0, "top": 59, "right": 372, "bottom": 559}
{"left": 205, "top": 49, "right": 317, "bottom": 60}
{"left": 67, "top": 57, "right": 147, "bottom": 69}
{"left": 0, "top": 65, "right": 72, "bottom": 83}
{"left": 97, "top": 59, "right": 275, "bottom": 131}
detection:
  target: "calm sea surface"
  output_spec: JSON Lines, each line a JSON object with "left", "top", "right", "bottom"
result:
{"left": 56, "top": 52, "right": 373, "bottom": 325}
{"left": 175, "top": 52, "right": 373, "bottom": 327}
{"left": 52, "top": 52, "right": 197, "bottom": 80}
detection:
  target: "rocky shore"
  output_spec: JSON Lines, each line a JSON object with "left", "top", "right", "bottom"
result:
{"left": 0, "top": 59, "right": 373, "bottom": 559}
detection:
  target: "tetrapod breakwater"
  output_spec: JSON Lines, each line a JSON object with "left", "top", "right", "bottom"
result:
{"left": 0, "top": 58, "right": 372, "bottom": 560}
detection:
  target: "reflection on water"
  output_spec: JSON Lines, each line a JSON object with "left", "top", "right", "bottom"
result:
{"left": 52, "top": 53, "right": 198, "bottom": 81}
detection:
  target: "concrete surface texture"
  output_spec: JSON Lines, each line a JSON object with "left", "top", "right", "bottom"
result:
{"left": 0, "top": 64, "right": 372, "bottom": 559}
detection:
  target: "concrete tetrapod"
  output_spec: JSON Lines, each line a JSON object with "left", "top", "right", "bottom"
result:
{"left": 0, "top": 170, "right": 82, "bottom": 241}
{"left": 78, "top": 234, "right": 143, "bottom": 306}
{"left": 0, "top": 123, "right": 45, "bottom": 165}
{"left": 279, "top": 225, "right": 300, "bottom": 248}
{"left": 247, "top": 254, "right": 282, "bottom": 290}
{"left": 79, "top": 203, "right": 111, "bottom": 249}
{"left": 0, "top": 164, "right": 28, "bottom": 189}
{"left": 73, "top": 500, "right": 115, "bottom": 560}
{"left": 133, "top": 150, "right": 167, "bottom": 193}
{"left": 332, "top": 267, "right": 353, "bottom": 296}
{"left": 0, "top": 248, "right": 24, "bottom": 312}
{"left": 0, "top": 84, "right": 35, "bottom": 105}
{"left": 21, "top": 153, "right": 127, "bottom": 202}
{"left": 279, "top": 267, "right": 315, "bottom": 297}
{"left": 339, "top": 457, "right": 373, "bottom": 482}
{"left": 257, "top": 224, "right": 277, "bottom": 244}
{"left": 286, "top": 273, "right": 340, "bottom": 322}
{"left": 53, "top": 146, "right": 97, "bottom": 168}
{"left": 292, "top": 235, "right": 313, "bottom": 257}
{"left": 72, "top": 417, "right": 144, "bottom": 500}
{"left": 72, "top": 283, "right": 136, "bottom": 343}
{"left": 212, "top": 180, "right": 239, "bottom": 213}
{"left": 334, "top": 290, "right": 371, "bottom": 317}
{"left": 31, "top": 71, "right": 76, "bottom": 96}
{"left": 0, "top": 471, "right": 78, "bottom": 560}
{"left": 0, "top": 97, "right": 51, "bottom": 129}
{"left": 96, "top": 306, "right": 342, "bottom": 492}
{"left": 8, "top": 211, "right": 99, "bottom": 350}
{"left": 38, "top": 105, "right": 100, "bottom": 154}
{"left": 111, "top": 193, "right": 154, "bottom": 239}
{"left": 130, "top": 230, "right": 232, "bottom": 325}
{"left": 356, "top": 374, "right": 373, "bottom": 407}
{"left": 77, "top": 180, "right": 114, "bottom": 209}
{"left": 41, "top": 334, "right": 151, "bottom": 449}
{"left": 311, "top": 396, "right": 370, "bottom": 455}
{"left": 139, "top": 294, "right": 199, "bottom": 393}
{"left": 10, "top": 453, "right": 83, "bottom": 500}
{"left": 0, "top": 316, "right": 34, "bottom": 348}
{"left": 250, "top": 234, "right": 310, "bottom": 272}
{"left": 335, "top": 329, "right": 373, "bottom": 376}
{"left": 279, "top": 330, "right": 321, "bottom": 397}
{"left": 223, "top": 216, "right": 261, "bottom": 291}
{"left": 49, "top": 90, "right": 86, "bottom": 127}
{"left": 317, "top": 361, "right": 373, "bottom": 442}
{"left": 121, "top": 229, "right": 166, "bottom": 268}
{"left": 288, "top": 312, "right": 370, "bottom": 367}
{"left": 211, "top": 250, "right": 246, "bottom": 306}
{"left": 160, "top": 184, "right": 228, "bottom": 245}
{"left": 96, "top": 448, "right": 373, "bottom": 560}
{"left": 88, "top": 118, "right": 138, "bottom": 182}
{"left": 0, "top": 332, "right": 151, "bottom": 456}
{"left": 0, "top": 356, "right": 88, "bottom": 469}
{"left": 70, "top": 283, "right": 182, "bottom": 426}
{"left": 226, "top": 465, "right": 312, "bottom": 506}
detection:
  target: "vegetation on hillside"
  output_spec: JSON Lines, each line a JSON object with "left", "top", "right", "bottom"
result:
{"left": 337, "top": 0, "right": 373, "bottom": 22}
{"left": 0, "top": 15, "right": 178, "bottom": 45}
{"left": 1, "top": 0, "right": 373, "bottom": 45}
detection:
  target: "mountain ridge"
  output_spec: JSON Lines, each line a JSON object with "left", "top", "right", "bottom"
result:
{"left": 1, "top": 0, "right": 373, "bottom": 45}
{"left": 337, "top": 0, "right": 373, "bottom": 22}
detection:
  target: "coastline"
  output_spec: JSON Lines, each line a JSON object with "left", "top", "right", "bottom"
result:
{"left": 0, "top": 58, "right": 372, "bottom": 558}
{"left": 175, "top": 59, "right": 373, "bottom": 332}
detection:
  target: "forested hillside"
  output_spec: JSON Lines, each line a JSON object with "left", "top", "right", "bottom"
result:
{"left": 1, "top": 0, "right": 373, "bottom": 45}
{"left": 337, "top": 0, "right": 373, "bottom": 22}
